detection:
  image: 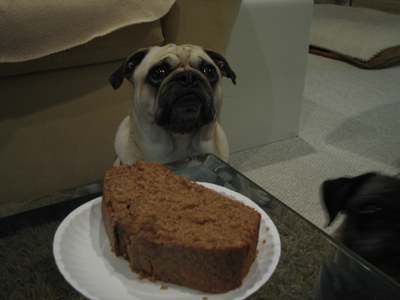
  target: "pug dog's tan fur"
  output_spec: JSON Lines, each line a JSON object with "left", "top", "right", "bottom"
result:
{"left": 109, "top": 44, "right": 236, "bottom": 165}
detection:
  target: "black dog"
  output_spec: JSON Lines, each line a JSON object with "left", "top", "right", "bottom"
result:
{"left": 321, "top": 172, "right": 400, "bottom": 282}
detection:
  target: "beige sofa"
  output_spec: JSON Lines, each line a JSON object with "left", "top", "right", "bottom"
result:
{"left": 0, "top": 0, "right": 242, "bottom": 206}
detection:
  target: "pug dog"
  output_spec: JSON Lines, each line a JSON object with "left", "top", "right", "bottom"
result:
{"left": 109, "top": 44, "right": 236, "bottom": 165}
{"left": 321, "top": 172, "right": 400, "bottom": 282}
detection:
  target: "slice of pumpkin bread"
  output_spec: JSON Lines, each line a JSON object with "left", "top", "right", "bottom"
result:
{"left": 101, "top": 161, "right": 261, "bottom": 293}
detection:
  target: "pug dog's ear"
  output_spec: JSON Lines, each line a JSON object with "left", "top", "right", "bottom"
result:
{"left": 204, "top": 49, "right": 236, "bottom": 85}
{"left": 109, "top": 49, "right": 149, "bottom": 90}
{"left": 321, "top": 173, "right": 377, "bottom": 225}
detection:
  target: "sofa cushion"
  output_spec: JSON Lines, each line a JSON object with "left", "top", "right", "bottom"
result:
{"left": 0, "top": 60, "right": 132, "bottom": 205}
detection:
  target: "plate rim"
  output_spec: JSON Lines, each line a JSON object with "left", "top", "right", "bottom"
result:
{"left": 53, "top": 182, "right": 281, "bottom": 300}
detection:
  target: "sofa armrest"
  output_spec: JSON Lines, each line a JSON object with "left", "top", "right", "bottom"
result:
{"left": 161, "top": 0, "right": 242, "bottom": 55}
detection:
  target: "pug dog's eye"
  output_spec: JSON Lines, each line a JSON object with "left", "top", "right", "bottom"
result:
{"left": 148, "top": 66, "right": 167, "bottom": 85}
{"left": 202, "top": 65, "right": 218, "bottom": 84}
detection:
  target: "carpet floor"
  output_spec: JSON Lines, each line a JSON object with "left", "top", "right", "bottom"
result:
{"left": 229, "top": 53, "right": 400, "bottom": 235}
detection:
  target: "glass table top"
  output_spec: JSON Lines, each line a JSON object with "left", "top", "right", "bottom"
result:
{"left": 1, "top": 153, "right": 399, "bottom": 300}
{"left": 164, "top": 154, "right": 400, "bottom": 300}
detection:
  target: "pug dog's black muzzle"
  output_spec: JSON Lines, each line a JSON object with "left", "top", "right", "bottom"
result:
{"left": 155, "top": 71, "right": 216, "bottom": 134}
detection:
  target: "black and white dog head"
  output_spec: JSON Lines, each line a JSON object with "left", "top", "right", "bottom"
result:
{"left": 321, "top": 172, "right": 400, "bottom": 282}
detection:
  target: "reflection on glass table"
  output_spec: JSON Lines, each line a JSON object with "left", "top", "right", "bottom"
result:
{"left": 164, "top": 154, "right": 400, "bottom": 300}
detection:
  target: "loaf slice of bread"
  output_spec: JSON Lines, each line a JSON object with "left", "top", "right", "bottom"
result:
{"left": 101, "top": 161, "right": 261, "bottom": 293}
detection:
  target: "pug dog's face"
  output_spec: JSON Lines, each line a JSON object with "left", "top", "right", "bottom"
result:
{"left": 109, "top": 44, "right": 236, "bottom": 135}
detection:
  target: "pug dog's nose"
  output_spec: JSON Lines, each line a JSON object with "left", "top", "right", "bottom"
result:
{"left": 175, "top": 71, "right": 198, "bottom": 86}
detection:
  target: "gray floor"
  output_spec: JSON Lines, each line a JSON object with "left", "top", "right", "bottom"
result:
{"left": 229, "top": 54, "right": 400, "bottom": 235}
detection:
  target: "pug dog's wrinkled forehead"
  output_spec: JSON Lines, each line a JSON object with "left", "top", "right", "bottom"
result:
{"left": 140, "top": 44, "right": 211, "bottom": 73}
{"left": 158, "top": 44, "right": 205, "bottom": 68}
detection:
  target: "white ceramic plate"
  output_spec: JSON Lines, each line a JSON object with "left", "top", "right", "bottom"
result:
{"left": 53, "top": 182, "right": 281, "bottom": 300}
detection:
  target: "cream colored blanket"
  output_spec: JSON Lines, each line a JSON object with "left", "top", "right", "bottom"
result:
{"left": 0, "top": 0, "right": 175, "bottom": 62}
{"left": 310, "top": 4, "right": 400, "bottom": 61}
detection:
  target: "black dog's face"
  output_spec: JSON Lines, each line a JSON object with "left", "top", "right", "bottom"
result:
{"left": 109, "top": 44, "right": 236, "bottom": 135}
{"left": 322, "top": 173, "right": 400, "bottom": 281}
